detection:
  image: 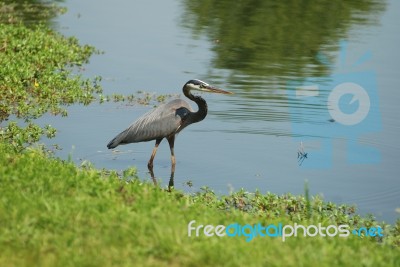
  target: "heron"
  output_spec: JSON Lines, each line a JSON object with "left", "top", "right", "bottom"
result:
{"left": 106, "top": 79, "right": 233, "bottom": 172}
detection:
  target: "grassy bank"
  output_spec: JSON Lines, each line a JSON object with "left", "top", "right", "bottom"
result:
{"left": 0, "top": 144, "right": 399, "bottom": 267}
{"left": 0, "top": 5, "right": 399, "bottom": 267}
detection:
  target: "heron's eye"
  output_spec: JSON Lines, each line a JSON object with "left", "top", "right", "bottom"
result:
{"left": 200, "top": 84, "right": 205, "bottom": 88}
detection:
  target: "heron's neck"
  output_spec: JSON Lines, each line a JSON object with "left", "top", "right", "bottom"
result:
{"left": 185, "top": 91, "right": 208, "bottom": 123}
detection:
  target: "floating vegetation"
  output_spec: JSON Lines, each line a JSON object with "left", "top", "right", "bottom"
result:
{"left": 106, "top": 91, "right": 179, "bottom": 107}
{"left": 0, "top": 22, "right": 102, "bottom": 149}
{"left": 0, "top": 22, "right": 178, "bottom": 150}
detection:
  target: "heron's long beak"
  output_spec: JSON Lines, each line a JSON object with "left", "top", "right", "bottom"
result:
{"left": 202, "top": 85, "right": 233, "bottom": 95}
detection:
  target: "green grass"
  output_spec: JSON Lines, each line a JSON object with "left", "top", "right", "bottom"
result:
{"left": 0, "top": 143, "right": 399, "bottom": 267}
{"left": 1, "top": 4, "right": 399, "bottom": 266}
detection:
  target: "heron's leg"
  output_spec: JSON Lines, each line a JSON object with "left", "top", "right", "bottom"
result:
{"left": 148, "top": 138, "right": 162, "bottom": 169}
{"left": 168, "top": 170, "right": 175, "bottom": 192}
{"left": 166, "top": 135, "right": 176, "bottom": 171}
{"left": 148, "top": 167, "right": 158, "bottom": 186}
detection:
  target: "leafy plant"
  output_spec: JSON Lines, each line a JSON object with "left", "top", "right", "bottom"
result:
{"left": 0, "top": 23, "right": 102, "bottom": 149}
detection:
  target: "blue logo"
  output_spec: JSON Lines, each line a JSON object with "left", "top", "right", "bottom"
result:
{"left": 352, "top": 226, "right": 383, "bottom": 237}
{"left": 288, "top": 41, "right": 382, "bottom": 168}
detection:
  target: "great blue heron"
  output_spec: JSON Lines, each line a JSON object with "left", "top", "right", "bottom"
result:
{"left": 107, "top": 79, "right": 233, "bottom": 172}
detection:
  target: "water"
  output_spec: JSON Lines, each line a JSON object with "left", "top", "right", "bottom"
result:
{"left": 37, "top": 0, "right": 400, "bottom": 223}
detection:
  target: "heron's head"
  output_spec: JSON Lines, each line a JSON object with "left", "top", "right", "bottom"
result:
{"left": 183, "top": 79, "right": 233, "bottom": 95}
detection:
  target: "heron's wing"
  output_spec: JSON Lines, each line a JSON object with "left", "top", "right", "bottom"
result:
{"left": 107, "top": 99, "right": 192, "bottom": 148}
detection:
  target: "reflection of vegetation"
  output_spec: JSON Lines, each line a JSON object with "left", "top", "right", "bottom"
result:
{"left": 0, "top": 0, "right": 65, "bottom": 25}
{"left": 182, "top": 0, "right": 385, "bottom": 87}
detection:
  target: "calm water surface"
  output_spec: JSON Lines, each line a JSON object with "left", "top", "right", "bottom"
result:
{"left": 39, "top": 0, "right": 400, "bottom": 222}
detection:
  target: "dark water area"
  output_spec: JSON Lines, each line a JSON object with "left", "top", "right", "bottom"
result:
{"left": 31, "top": 0, "right": 400, "bottom": 223}
{"left": 0, "top": 0, "right": 64, "bottom": 25}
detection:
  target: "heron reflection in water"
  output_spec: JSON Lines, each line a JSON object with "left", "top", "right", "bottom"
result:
{"left": 107, "top": 79, "right": 233, "bottom": 188}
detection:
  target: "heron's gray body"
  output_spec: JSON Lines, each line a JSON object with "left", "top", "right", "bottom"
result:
{"left": 106, "top": 79, "right": 232, "bottom": 172}
{"left": 107, "top": 99, "right": 193, "bottom": 149}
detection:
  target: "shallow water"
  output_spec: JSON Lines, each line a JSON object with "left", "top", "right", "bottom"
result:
{"left": 37, "top": 0, "right": 400, "bottom": 222}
